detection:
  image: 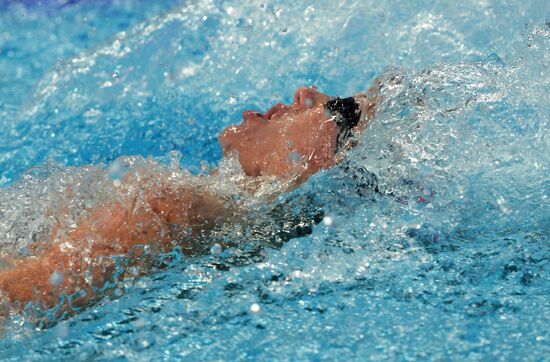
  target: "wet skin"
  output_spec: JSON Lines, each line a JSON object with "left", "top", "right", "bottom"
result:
{"left": 0, "top": 86, "right": 369, "bottom": 322}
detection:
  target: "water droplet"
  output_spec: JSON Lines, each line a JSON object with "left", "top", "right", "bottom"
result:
{"left": 133, "top": 318, "right": 147, "bottom": 328}
{"left": 496, "top": 196, "right": 512, "bottom": 215}
{"left": 210, "top": 243, "right": 222, "bottom": 254}
{"left": 53, "top": 323, "right": 69, "bottom": 338}
{"left": 250, "top": 303, "right": 261, "bottom": 313}
{"left": 456, "top": 178, "right": 469, "bottom": 194}
{"left": 108, "top": 161, "right": 127, "bottom": 182}
{"left": 323, "top": 215, "right": 334, "bottom": 226}
{"left": 288, "top": 151, "right": 302, "bottom": 162}
{"left": 48, "top": 271, "right": 64, "bottom": 286}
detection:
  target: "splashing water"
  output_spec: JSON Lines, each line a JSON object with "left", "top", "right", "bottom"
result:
{"left": 0, "top": 0, "right": 548, "bottom": 360}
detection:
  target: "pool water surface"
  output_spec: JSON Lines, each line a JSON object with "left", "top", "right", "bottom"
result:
{"left": 0, "top": 0, "right": 548, "bottom": 360}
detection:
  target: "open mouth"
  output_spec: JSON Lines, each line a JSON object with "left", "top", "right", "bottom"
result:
{"left": 264, "top": 103, "right": 292, "bottom": 120}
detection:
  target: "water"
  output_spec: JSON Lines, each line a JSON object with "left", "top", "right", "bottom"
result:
{"left": 0, "top": 0, "right": 548, "bottom": 360}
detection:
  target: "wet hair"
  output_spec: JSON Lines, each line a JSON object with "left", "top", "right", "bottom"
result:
{"left": 325, "top": 97, "right": 361, "bottom": 153}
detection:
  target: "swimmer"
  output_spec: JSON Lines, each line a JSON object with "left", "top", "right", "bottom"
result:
{"left": 0, "top": 84, "right": 379, "bottom": 322}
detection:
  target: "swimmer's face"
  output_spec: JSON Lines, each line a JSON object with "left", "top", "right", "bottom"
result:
{"left": 219, "top": 87, "right": 340, "bottom": 179}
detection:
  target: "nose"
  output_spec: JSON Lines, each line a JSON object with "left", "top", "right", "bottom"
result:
{"left": 293, "top": 86, "right": 330, "bottom": 110}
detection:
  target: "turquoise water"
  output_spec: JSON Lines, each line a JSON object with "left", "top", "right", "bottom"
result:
{"left": 0, "top": 0, "right": 548, "bottom": 360}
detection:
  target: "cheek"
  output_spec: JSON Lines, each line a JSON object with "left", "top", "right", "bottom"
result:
{"left": 218, "top": 125, "right": 271, "bottom": 176}
{"left": 293, "top": 117, "right": 339, "bottom": 150}
{"left": 289, "top": 120, "right": 339, "bottom": 170}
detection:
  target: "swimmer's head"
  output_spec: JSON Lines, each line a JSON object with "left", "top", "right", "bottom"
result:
{"left": 218, "top": 86, "right": 367, "bottom": 180}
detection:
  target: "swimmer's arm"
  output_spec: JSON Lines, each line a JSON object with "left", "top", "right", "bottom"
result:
{"left": 0, "top": 181, "right": 230, "bottom": 318}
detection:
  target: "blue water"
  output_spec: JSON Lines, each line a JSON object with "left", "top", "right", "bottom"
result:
{"left": 0, "top": 0, "right": 548, "bottom": 360}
